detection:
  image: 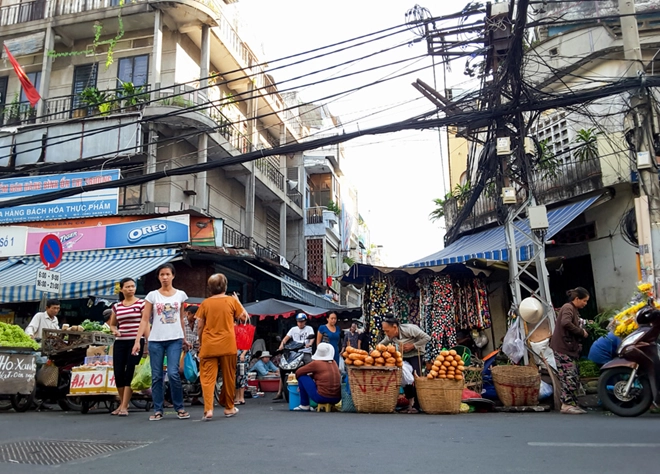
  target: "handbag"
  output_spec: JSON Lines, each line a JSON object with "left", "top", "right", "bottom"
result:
{"left": 183, "top": 351, "right": 199, "bottom": 383}
{"left": 235, "top": 321, "right": 256, "bottom": 351}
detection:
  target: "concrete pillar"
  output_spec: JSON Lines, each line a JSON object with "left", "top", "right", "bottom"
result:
{"left": 37, "top": 25, "right": 54, "bottom": 122}
{"left": 197, "top": 134, "right": 208, "bottom": 211}
{"left": 245, "top": 80, "right": 258, "bottom": 241}
{"left": 152, "top": 9, "right": 163, "bottom": 99}
{"left": 200, "top": 25, "right": 210, "bottom": 88}
{"left": 279, "top": 201, "right": 287, "bottom": 256}
{"left": 245, "top": 163, "right": 255, "bottom": 241}
{"left": 146, "top": 123, "right": 157, "bottom": 202}
{"left": 280, "top": 123, "right": 286, "bottom": 146}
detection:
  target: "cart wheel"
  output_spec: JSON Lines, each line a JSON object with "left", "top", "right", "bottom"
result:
{"left": 10, "top": 391, "right": 35, "bottom": 412}
{"left": 0, "top": 399, "right": 12, "bottom": 411}
{"left": 81, "top": 399, "right": 91, "bottom": 414}
{"left": 131, "top": 399, "right": 149, "bottom": 410}
{"left": 107, "top": 400, "right": 119, "bottom": 413}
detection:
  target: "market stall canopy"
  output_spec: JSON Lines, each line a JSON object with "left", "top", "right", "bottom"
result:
{"left": 407, "top": 195, "right": 599, "bottom": 267}
{"left": 0, "top": 247, "right": 180, "bottom": 303}
{"left": 243, "top": 298, "right": 360, "bottom": 321}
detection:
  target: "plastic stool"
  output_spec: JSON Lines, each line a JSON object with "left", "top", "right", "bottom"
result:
{"left": 317, "top": 403, "right": 333, "bottom": 413}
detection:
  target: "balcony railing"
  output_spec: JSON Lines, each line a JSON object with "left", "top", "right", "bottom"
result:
{"left": 255, "top": 158, "right": 285, "bottom": 192}
{"left": 221, "top": 223, "right": 303, "bottom": 277}
{"left": 223, "top": 223, "right": 250, "bottom": 249}
{"left": 443, "top": 157, "right": 603, "bottom": 231}
{"left": 287, "top": 190, "right": 303, "bottom": 208}
{"left": 306, "top": 206, "right": 326, "bottom": 225}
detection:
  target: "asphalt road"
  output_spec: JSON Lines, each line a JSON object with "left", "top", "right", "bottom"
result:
{"left": 1, "top": 398, "right": 659, "bottom": 474}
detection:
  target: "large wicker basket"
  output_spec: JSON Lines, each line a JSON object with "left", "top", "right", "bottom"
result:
{"left": 347, "top": 366, "right": 401, "bottom": 413}
{"left": 491, "top": 365, "right": 540, "bottom": 406}
{"left": 415, "top": 376, "right": 464, "bottom": 414}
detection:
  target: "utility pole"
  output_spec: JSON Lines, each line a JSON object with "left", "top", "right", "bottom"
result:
{"left": 618, "top": 0, "right": 660, "bottom": 290}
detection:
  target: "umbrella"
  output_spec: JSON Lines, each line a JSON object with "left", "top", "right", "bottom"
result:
{"left": 243, "top": 298, "right": 331, "bottom": 320}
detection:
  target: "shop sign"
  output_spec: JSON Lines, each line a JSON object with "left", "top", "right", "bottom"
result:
{"left": 36, "top": 269, "right": 60, "bottom": 294}
{"left": 69, "top": 367, "right": 117, "bottom": 395}
{"left": 0, "top": 170, "right": 120, "bottom": 224}
{"left": 105, "top": 215, "right": 190, "bottom": 249}
{"left": 0, "top": 226, "right": 27, "bottom": 257}
{"left": 0, "top": 353, "right": 36, "bottom": 395}
{"left": 26, "top": 226, "right": 107, "bottom": 255}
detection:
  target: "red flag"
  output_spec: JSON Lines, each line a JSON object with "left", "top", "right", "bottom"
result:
{"left": 4, "top": 45, "right": 40, "bottom": 107}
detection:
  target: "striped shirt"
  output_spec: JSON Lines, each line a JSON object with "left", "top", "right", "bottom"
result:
{"left": 113, "top": 299, "right": 145, "bottom": 340}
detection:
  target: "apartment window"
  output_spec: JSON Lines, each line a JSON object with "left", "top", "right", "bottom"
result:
{"left": 118, "top": 170, "right": 142, "bottom": 209}
{"left": 72, "top": 63, "right": 98, "bottom": 110}
{"left": 0, "top": 76, "right": 7, "bottom": 124}
{"left": 117, "top": 55, "right": 149, "bottom": 88}
{"left": 20, "top": 72, "right": 40, "bottom": 105}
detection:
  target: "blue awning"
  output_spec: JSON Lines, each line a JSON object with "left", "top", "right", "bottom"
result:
{"left": 408, "top": 196, "right": 600, "bottom": 267}
{"left": 0, "top": 247, "right": 180, "bottom": 303}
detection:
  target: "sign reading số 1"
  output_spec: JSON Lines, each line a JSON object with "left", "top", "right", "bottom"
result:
{"left": 0, "top": 170, "right": 120, "bottom": 224}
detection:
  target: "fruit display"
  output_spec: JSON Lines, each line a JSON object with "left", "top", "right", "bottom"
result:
{"left": 342, "top": 343, "right": 403, "bottom": 368}
{"left": 426, "top": 350, "right": 464, "bottom": 380}
{"left": 0, "top": 322, "right": 40, "bottom": 350}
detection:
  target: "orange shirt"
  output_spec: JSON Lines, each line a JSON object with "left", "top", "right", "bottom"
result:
{"left": 196, "top": 295, "right": 243, "bottom": 358}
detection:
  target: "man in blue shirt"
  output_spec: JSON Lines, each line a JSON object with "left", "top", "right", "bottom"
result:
{"left": 250, "top": 351, "right": 279, "bottom": 377}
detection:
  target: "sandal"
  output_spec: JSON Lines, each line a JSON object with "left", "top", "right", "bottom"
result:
{"left": 202, "top": 411, "right": 213, "bottom": 421}
{"left": 149, "top": 412, "right": 163, "bottom": 421}
{"left": 177, "top": 410, "right": 191, "bottom": 420}
{"left": 561, "top": 405, "right": 586, "bottom": 414}
{"left": 117, "top": 410, "right": 129, "bottom": 417}
{"left": 224, "top": 407, "right": 239, "bottom": 417}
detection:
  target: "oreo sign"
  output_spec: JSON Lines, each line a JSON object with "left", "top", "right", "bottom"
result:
{"left": 106, "top": 215, "right": 190, "bottom": 249}
{"left": 128, "top": 223, "right": 168, "bottom": 242}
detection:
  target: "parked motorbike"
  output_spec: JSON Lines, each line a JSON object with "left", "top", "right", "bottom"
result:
{"left": 278, "top": 336, "right": 314, "bottom": 402}
{"left": 10, "top": 348, "right": 86, "bottom": 413}
{"left": 598, "top": 301, "right": 660, "bottom": 417}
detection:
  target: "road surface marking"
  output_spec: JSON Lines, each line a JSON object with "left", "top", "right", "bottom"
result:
{"left": 529, "top": 442, "right": 660, "bottom": 448}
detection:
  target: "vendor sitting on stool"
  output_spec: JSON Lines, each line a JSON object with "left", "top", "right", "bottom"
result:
{"left": 250, "top": 351, "right": 279, "bottom": 377}
{"left": 293, "top": 343, "right": 341, "bottom": 411}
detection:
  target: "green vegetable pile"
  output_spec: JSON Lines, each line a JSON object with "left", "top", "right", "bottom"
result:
{"left": 0, "top": 322, "right": 40, "bottom": 350}
{"left": 578, "top": 359, "right": 601, "bottom": 378}
{"left": 81, "top": 319, "right": 112, "bottom": 334}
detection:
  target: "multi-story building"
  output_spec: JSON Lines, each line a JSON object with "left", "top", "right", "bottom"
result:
{"left": 0, "top": 0, "right": 347, "bottom": 313}
{"left": 414, "top": 1, "right": 660, "bottom": 311}
{"left": 295, "top": 97, "right": 364, "bottom": 308}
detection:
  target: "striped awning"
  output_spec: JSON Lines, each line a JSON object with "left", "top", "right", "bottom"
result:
{"left": 0, "top": 247, "right": 180, "bottom": 303}
{"left": 408, "top": 196, "right": 600, "bottom": 267}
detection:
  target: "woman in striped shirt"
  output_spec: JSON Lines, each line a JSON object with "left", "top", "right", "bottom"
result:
{"left": 109, "top": 277, "right": 147, "bottom": 416}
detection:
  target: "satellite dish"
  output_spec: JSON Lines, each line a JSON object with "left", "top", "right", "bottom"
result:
{"left": 519, "top": 297, "right": 544, "bottom": 324}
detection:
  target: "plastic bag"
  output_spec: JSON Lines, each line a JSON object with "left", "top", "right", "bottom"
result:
{"left": 183, "top": 352, "right": 199, "bottom": 383}
{"left": 130, "top": 356, "right": 152, "bottom": 391}
{"left": 235, "top": 321, "right": 256, "bottom": 351}
{"left": 502, "top": 319, "right": 525, "bottom": 364}
{"left": 539, "top": 380, "right": 553, "bottom": 400}
{"left": 338, "top": 356, "right": 346, "bottom": 374}
{"left": 401, "top": 361, "right": 414, "bottom": 386}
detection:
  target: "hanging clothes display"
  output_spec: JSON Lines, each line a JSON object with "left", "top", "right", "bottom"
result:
{"left": 421, "top": 275, "right": 457, "bottom": 359}
{"left": 360, "top": 269, "right": 493, "bottom": 362}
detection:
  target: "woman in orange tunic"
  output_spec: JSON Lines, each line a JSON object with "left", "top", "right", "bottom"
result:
{"left": 196, "top": 273, "right": 248, "bottom": 420}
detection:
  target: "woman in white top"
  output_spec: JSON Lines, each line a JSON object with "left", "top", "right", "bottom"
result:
{"left": 133, "top": 263, "right": 190, "bottom": 421}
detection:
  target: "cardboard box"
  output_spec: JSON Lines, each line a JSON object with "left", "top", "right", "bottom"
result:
{"left": 69, "top": 366, "right": 118, "bottom": 395}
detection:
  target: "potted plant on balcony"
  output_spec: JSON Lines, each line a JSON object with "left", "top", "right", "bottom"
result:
{"left": 119, "top": 81, "right": 149, "bottom": 111}
{"left": 5, "top": 94, "right": 21, "bottom": 125}
{"left": 97, "top": 91, "right": 118, "bottom": 116}
{"left": 77, "top": 87, "right": 100, "bottom": 117}
{"left": 326, "top": 200, "right": 341, "bottom": 217}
